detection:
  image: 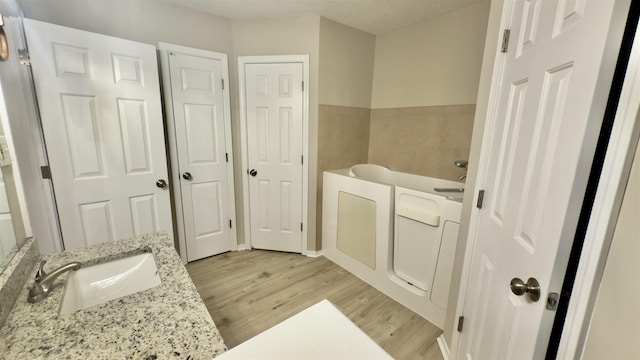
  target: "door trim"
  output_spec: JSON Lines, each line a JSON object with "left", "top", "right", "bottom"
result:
{"left": 556, "top": 11, "right": 640, "bottom": 357}
{"left": 238, "top": 55, "right": 310, "bottom": 255}
{"left": 159, "top": 43, "right": 238, "bottom": 264}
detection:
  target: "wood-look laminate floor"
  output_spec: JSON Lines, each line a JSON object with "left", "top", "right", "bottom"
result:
{"left": 186, "top": 250, "right": 444, "bottom": 360}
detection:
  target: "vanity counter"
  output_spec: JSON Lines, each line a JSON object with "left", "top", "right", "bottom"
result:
{"left": 0, "top": 233, "right": 226, "bottom": 359}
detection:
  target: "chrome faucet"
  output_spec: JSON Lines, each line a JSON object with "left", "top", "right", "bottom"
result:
{"left": 455, "top": 160, "right": 468, "bottom": 182}
{"left": 28, "top": 260, "right": 82, "bottom": 303}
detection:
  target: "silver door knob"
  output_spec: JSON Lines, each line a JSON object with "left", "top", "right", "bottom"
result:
{"left": 156, "top": 179, "right": 167, "bottom": 188}
{"left": 249, "top": 169, "right": 257, "bottom": 177}
{"left": 510, "top": 277, "right": 540, "bottom": 302}
{"left": 182, "top": 172, "right": 193, "bottom": 181}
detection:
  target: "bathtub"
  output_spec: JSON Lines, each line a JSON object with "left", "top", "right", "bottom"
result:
{"left": 322, "top": 164, "right": 464, "bottom": 328}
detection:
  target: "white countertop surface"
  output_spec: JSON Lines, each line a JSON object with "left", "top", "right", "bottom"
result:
{"left": 217, "top": 299, "right": 392, "bottom": 359}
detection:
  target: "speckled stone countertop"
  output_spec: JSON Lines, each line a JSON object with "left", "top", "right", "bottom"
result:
{"left": 0, "top": 233, "right": 227, "bottom": 359}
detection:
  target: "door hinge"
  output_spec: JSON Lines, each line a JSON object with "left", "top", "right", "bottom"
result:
{"left": 476, "top": 190, "right": 485, "bottom": 209}
{"left": 301, "top": 155, "right": 304, "bottom": 165}
{"left": 302, "top": 81, "right": 304, "bottom": 92}
{"left": 457, "top": 316, "right": 464, "bottom": 332}
{"left": 226, "top": 153, "right": 229, "bottom": 163}
{"left": 40, "top": 165, "right": 52, "bottom": 179}
{"left": 300, "top": 223, "right": 303, "bottom": 232}
{"left": 18, "top": 49, "right": 30, "bottom": 66}
{"left": 476, "top": 190, "right": 484, "bottom": 209}
{"left": 501, "top": 29, "right": 511, "bottom": 53}
{"left": 229, "top": 219, "right": 232, "bottom": 228}
{"left": 222, "top": 79, "right": 225, "bottom": 90}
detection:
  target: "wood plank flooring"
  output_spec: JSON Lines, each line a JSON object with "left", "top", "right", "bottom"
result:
{"left": 186, "top": 250, "right": 444, "bottom": 360}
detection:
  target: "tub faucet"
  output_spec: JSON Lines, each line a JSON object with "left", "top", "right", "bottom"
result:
{"left": 455, "top": 160, "right": 468, "bottom": 182}
{"left": 454, "top": 160, "right": 468, "bottom": 168}
{"left": 28, "top": 260, "right": 82, "bottom": 303}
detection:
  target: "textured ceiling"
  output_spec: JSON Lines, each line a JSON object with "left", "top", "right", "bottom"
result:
{"left": 162, "top": 0, "right": 486, "bottom": 35}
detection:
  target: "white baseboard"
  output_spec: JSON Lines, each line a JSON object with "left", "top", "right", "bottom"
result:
{"left": 306, "top": 250, "right": 323, "bottom": 258}
{"left": 235, "top": 244, "right": 250, "bottom": 251}
{"left": 437, "top": 335, "right": 450, "bottom": 360}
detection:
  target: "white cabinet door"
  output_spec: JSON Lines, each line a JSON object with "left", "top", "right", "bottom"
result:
{"left": 457, "top": 0, "right": 624, "bottom": 358}
{"left": 25, "top": 19, "right": 173, "bottom": 249}
{"left": 244, "top": 62, "right": 304, "bottom": 253}
{"left": 167, "top": 50, "right": 234, "bottom": 261}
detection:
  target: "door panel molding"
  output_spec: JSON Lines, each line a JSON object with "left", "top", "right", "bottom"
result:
{"left": 159, "top": 43, "right": 237, "bottom": 264}
{"left": 25, "top": 19, "right": 173, "bottom": 250}
{"left": 450, "top": 0, "right": 629, "bottom": 358}
{"left": 238, "top": 55, "right": 310, "bottom": 255}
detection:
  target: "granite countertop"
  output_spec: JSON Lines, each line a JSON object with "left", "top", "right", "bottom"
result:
{"left": 0, "top": 233, "right": 227, "bottom": 359}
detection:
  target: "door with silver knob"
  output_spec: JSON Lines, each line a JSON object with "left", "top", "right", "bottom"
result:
{"left": 243, "top": 60, "right": 304, "bottom": 253}
{"left": 164, "top": 46, "right": 235, "bottom": 262}
{"left": 510, "top": 277, "right": 540, "bottom": 302}
{"left": 25, "top": 19, "right": 174, "bottom": 249}
{"left": 455, "top": 0, "right": 624, "bottom": 358}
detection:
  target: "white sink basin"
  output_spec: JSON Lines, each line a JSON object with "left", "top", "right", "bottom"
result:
{"left": 59, "top": 252, "right": 161, "bottom": 315}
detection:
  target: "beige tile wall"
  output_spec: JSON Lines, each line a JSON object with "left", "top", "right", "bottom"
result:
{"left": 316, "top": 104, "right": 371, "bottom": 249}
{"left": 368, "top": 105, "right": 475, "bottom": 181}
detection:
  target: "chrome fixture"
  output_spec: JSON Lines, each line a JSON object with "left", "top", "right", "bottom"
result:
{"left": 455, "top": 160, "right": 468, "bottom": 182}
{"left": 28, "top": 260, "right": 82, "bottom": 303}
{"left": 510, "top": 277, "right": 541, "bottom": 302}
{"left": 434, "top": 187, "right": 465, "bottom": 193}
{"left": 454, "top": 160, "right": 468, "bottom": 168}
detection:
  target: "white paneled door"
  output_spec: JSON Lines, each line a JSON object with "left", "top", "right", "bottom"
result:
{"left": 165, "top": 48, "right": 235, "bottom": 261}
{"left": 243, "top": 62, "right": 304, "bottom": 253}
{"left": 24, "top": 19, "right": 172, "bottom": 249}
{"left": 457, "top": 0, "right": 624, "bottom": 358}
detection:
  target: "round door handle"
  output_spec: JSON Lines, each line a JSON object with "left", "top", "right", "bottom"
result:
{"left": 249, "top": 169, "right": 257, "bottom": 177}
{"left": 510, "top": 277, "right": 541, "bottom": 302}
{"left": 182, "top": 172, "right": 193, "bottom": 181}
{"left": 156, "top": 179, "right": 168, "bottom": 189}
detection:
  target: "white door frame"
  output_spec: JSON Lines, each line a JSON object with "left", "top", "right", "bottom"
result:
{"left": 159, "top": 43, "right": 238, "bottom": 264}
{"left": 449, "top": 1, "right": 634, "bottom": 358}
{"left": 556, "top": 19, "right": 640, "bottom": 358}
{"left": 238, "top": 55, "right": 310, "bottom": 255}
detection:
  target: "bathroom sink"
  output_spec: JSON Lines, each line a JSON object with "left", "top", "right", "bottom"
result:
{"left": 59, "top": 252, "right": 161, "bottom": 315}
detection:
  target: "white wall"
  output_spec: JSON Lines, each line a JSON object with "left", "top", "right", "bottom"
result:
{"left": 18, "top": 0, "right": 232, "bottom": 53}
{"left": 231, "top": 16, "right": 321, "bottom": 250}
{"left": 583, "top": 141, "right": 640, "bottom": 359}
{"left": 371, "top": 2, "right": 490, "bottom": 109}
{"left": 319, "top": 18, "right": 375, "bottom": 108}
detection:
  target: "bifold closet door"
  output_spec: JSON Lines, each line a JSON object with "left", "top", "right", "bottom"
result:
{"left": 166, "top": 50, "right": 234, "bottom": 261}
{"left": 24, "top": 19, "right": 173, "bottom": 249}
